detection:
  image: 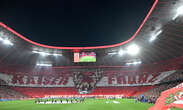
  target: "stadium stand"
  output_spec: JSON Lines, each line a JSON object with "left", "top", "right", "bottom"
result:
{"left": 13, "top": 87, "right": 78, "bottom": 98}
{"left": 0, "top": 85, "right": 28, "bottom": 100}
{"left": 135, "top": 67, "right": 183, "bottom": 103}
{"left": 139, "top": 81, "right": 183, "bottom": 104}
{"left": 160, "top": 70, "right": 183, "bottom": 83}
{"left": 0, "top": 56, "right": 182, "bottom": 99}
{"left": 12, "top": 86, "right": 154, "bottom": 98}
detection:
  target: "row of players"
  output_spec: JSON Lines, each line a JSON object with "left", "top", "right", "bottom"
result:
{"left": 35, "top": 97, "right": 85, "bottom": 104}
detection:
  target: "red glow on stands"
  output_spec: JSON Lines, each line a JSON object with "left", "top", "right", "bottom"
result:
{"left": 13, "top": 86, "right": 154, "bottom": 98}
{"left": 0, "top": 0, "right": 158, "bottom": 50}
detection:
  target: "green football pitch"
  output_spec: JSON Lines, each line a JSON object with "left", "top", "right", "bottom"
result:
{"left": 0, "top": 99, "right": 182, "bottom": 110}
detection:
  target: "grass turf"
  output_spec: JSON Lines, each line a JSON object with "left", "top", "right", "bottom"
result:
{"left": 0, "top": 99, "right": 182, "bottom": 110}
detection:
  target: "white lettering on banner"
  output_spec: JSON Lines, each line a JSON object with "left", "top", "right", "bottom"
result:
{"left": 96, "top": 70, "right": 176, "bottom": 86}
{"left": 0, "top": 70, "right": 176, "bottom": 87}
{"left": 0, "top": 73, "right": 75, "bottom": 87}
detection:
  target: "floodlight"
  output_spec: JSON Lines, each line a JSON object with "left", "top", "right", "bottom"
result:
{"left": 3, "top": 39, "right": 13, "bottom": 46}
{"left": 173, "top": 6, "right": 183, "bottom": 20}
{"left": 177, "top": 6, "right": 183, "bottom": 15}
{"left": 118, "top": 49, "right": 124, "bottom": 56}
{"left": 127, "top": 44, "right": 140, "bottom": 55}
{"left": 149, "top": 30, "right": 162, "bottom": 42}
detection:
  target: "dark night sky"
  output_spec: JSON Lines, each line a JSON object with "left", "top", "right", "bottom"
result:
{"left": 0, "top": 0, "right": 154, "bottom": 47}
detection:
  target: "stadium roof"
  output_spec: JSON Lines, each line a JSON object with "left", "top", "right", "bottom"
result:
{"left": 0, "top": 0, "right": 183, "bottom": 67}
{"left": 0, "top": 0, "right": 158, "bottom": 50}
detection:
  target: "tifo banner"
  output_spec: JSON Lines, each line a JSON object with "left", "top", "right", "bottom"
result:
{"left": 149, "top": 82, "right": 183, "bottom": 110}
{"left": 73, "top": 70, "right": 103, "bottom": 93}
{"left": 0, "top": 70, "right": 176, "bottom": 87}
{"left": 97, "top": 70, "right": 176, "bottom": 86}
{"left": 0, "top": 73, "right": 75, "bottom": 87}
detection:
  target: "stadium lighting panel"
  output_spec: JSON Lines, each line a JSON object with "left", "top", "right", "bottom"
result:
{"left": 172, "top": 6, "right": 183, "bottom": 20}
{"left": 53, "top": 53, "right": 62, "bottom": 56}
{"left": 32, "top": 51, "right": 39, "bottom": 53}
{"left": 149, "top": 30, "right": 162, "bottom": 42}
{"left": 3, "top": 39, "right": 13, "bottom": 46}
{"left": 126, "top": 61, "right": 142, "bottom": 65}
{"left": 118, "top": 49, "right": 124, "bottom": 56}
{"left": 126, "top": 44, "right": 140, "bottom": 55}
{"left": 36, "top": 63, "right": 52, "bottom": 67}
{"left": 32, "top": 51, "right": 50, "bottom": 56}
{"left": 40, "top": 52, "right": 47, "bottom": 56}
{"left": 108, "top": 52, "right": 117, "bottom": 55}
{"left": 32, "top": 51, "right": 62, "bottom": 56}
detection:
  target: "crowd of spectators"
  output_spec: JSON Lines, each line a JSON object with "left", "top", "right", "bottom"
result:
{"left": 0, "top": 67, "right": 183, "bottom": 100}
{"left": 0, "top": 85, "right": 28, "bottom": 100}
{"left": 137, "top": 69, "right": 183, "bottom": 103}
{"left": 138, "top": 81, "right": 182, "bottom": 104}
{"left": 0, "top": 79, "right": 6, "bottom": 85}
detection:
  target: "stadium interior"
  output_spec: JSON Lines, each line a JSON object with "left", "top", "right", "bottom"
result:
{"left": 0, "top": 0, "right": 183, "bottom": 110}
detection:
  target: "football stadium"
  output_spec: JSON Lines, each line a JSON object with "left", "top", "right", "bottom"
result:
{"left": 0, "top": 0, "right": 183, "bottom": 110}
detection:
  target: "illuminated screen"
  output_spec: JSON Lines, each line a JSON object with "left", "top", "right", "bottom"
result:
{"left": 74, "top": 52, "right": 96, "bottom": 62}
